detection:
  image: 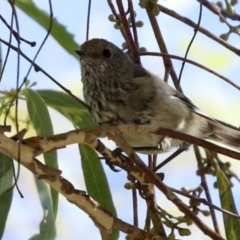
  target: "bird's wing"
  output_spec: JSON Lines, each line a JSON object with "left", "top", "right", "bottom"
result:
{"left": 132, "top": 63, "right": 216, "bottom": 123}
{"left": 170, "top": 90, "right": 216, "bottom": 122}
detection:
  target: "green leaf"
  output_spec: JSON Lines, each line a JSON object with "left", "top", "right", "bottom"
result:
{"left": 216, "top": 164, "right": 240, "bottom": 240}
{"left": 37, "top": 90, "right": 96, "bottom": 128}
{"left": 24, "top": 88, "right": 58, "bottom": 218}
{"left": 37, "top": 90, "right": 118, "bottom": 239}
{"left": 15, "top": 0, "right": 79, "bottom": 58}
{"left": 29, "top": 177, "right": 56, "bottom": 240}
{"left": 0, "top": 153, "right": 13, "bottom": 239}
{"left": 79, "top": 144, "right": 119, "bottom": 240}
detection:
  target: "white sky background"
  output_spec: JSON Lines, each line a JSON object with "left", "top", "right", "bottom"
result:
{"left": 1, "top": 0, "right": 240, "bottom": 239}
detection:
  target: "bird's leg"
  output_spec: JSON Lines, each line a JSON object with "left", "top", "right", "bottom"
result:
{"left": 131, "top": 138, "right": 172, "bottom": 153}
{"left": 157, "top": 137, "right": 172, "bottom": 152}
{"left": 153, "top": 144, "right": 190, "bottom": 172}
{"left": 180, "top": 142, "right": 190, "bottom": 151}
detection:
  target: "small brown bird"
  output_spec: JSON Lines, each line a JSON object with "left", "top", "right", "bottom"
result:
{"left": 76, "top": 38, "right": 240, "bottom": 154}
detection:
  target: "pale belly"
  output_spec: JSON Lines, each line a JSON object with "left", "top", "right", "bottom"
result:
{"left": 123, "top": 132, "right": 183, "bottom": 154}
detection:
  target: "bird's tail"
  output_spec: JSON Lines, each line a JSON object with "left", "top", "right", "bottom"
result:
{"left": 207, "top": 121, "right": 240, "bottom": 150}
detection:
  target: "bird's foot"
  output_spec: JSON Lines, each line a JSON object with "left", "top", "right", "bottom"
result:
{"left": 180, "top": 142, "right": 190, "bottom": 151}
{"left": 157, "top": 137, "right": 172, "bottom": 152}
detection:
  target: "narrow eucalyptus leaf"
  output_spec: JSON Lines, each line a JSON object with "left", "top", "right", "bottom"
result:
{"left": 24, "top": 88, "right": 58, "bottom": 218}
{"left": 0, "top": 153, "right": 13, "bottom": 239}
{"left": 216, "top": 164, "right": 240, "bottom": 240}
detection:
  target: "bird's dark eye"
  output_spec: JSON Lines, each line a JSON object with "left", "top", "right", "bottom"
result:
{"left": 102, "top": 49, "right": 112, "bottom": 58}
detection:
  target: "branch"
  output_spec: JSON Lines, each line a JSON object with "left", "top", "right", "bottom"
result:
{"left": 158, "top": 4, "right": 240, "bottom": 56}
{"left": 194, "top": 145, "right": 220, "bottom": 234}
{"left": 199, "top": 0, "right": 240, "bottom": 21}
{"left": 116, "top": 0, "right": 140, "bottom": 64}
{"left": 108, "top": 131, "right": 224, "bottom": 240}
{"left": 19, "top": 125, "right": 240, "bottom": 161}
{"left": 0, "top": 37, "right": 91, "bottom": 111}
{"left": 145, "top": 4, "right": 182, "bottom": 90}
{"left": 140, "top": 51, "right": 240, "bottom": 91}
{"left": 1, "top": 124, "right": 238, "bottom": 240}
{"left": 0, "top": 129, "right": 157, "bottom": 240}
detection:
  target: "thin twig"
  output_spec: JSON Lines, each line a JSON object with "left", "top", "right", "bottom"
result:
{"left": 110, "top": 132, "right": 224, "bottom": 240}
{"left": 0, "top": 15, "right": 35, "bottom": 46}
{"left": 86, "top": 0, "right": 92, "bottom": 41}
{"left": 216, "top": 155, "right": 240, "bottom": 182}
{"left": 127, "top": 0, "right": 139, "bottom": 49}
{"left": 125, "top": 124, "right": 240, "bottom": 160}
{"left": 0, "top": 14, "right": 14, "bottom": 83}
{"left": 0, "top": 37, "right": 91, "bottom": 111}
{"left": 153, "top": 147, "right": 184, "bottom": 172}
{"left": 194, "top": 145, "right": 220, "bottom": 234}
{"left": 128, "top": 174, "right": 138, "bottom": 227}
{"left": 107, "top": 0, "right": 127, "bottom": 41}
{"left": 170, "top": 187, "right": 240, "bottom": 219}
{"left": 5, "top": 0, "right": 53, "bottom": 135}
{"left": 7, "top": 0, "right": 23, "bottom": 198}
{"left": 177, "top": 0, "right": 203, "bottom": 90}
{"left": 199, "top": 0, "right": 240, "bottom": 24}
{"left": 24, "top": 0, "right": 53, "bottom": 82}
{"left": 152, "top": 127, "right": 240, "bottom": 160}
{"left": 116, "top": 0, "right": 140, "bottom": 64}
{"left": 198, "top": 0, "right": 239, "bottom": 34}
{"left": 140, "top": 51, "right": 240, "bottom": 91}
{"left": 158, "top": 4, "right": 240, "bottom": 56}
{"left": 145, "top": 5, "right": 182, "bottom": 91}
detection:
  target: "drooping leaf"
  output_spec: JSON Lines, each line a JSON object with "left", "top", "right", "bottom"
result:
{"left": 0, "top": 153, "right": 13, "bottom": 239}
{"left": 15, "top": 0, "right": 79, "bottom": 58}
{"left": 37, "top": 90, "right": 95, "bottom": 128}
{"left": 29, "top": 177, "right": 56, "bottom": 240}
{"left": 79, "top": 144, "right": 119, "bottom": 240}
{"left": 24, "top": 88, "right": 58, "bottom": 218}
{"left": 0, "top": 43, "right": 2, "bottom": 74}
{"left": 216, "top": 163, "right": 240, "bottom": 240}
{"left": 37, "top": 90, "right": 118, "bottom": 239}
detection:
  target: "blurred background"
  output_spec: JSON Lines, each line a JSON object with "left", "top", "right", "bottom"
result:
{"left": 0, "top": 0, "right": 240, "bottom": 239}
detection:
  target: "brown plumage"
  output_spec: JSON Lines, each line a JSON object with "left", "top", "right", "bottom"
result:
{"left": 76, "top": 38, "right": 240, "bottom": 154}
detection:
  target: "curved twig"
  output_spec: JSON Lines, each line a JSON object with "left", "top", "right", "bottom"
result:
{"left": 158, "top": 4, "right": 240, "bottom": 56}
{"left": 140, "top": 51, "right": 240, "bottom": 91}
{"left": 178, "top": 0, "right": 203, "bottom": 89}
{"left": 0, "top": 37, "right": 91, "bottom": 111}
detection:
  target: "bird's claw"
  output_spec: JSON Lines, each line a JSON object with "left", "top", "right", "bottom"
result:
{"left": 157, "top": 137, "right": 172, "bottom": 152}
{"left": 180, "top": 142, "right": 190, "bottom": 151}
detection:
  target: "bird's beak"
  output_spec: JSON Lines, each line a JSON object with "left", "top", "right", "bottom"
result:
{"left": 75, "top": 50, "right": 88, "bottom": 58}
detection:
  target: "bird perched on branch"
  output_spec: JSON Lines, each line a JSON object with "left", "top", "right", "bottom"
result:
{"left": 76, "top": 38, "right": 240, "bottom": 154}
